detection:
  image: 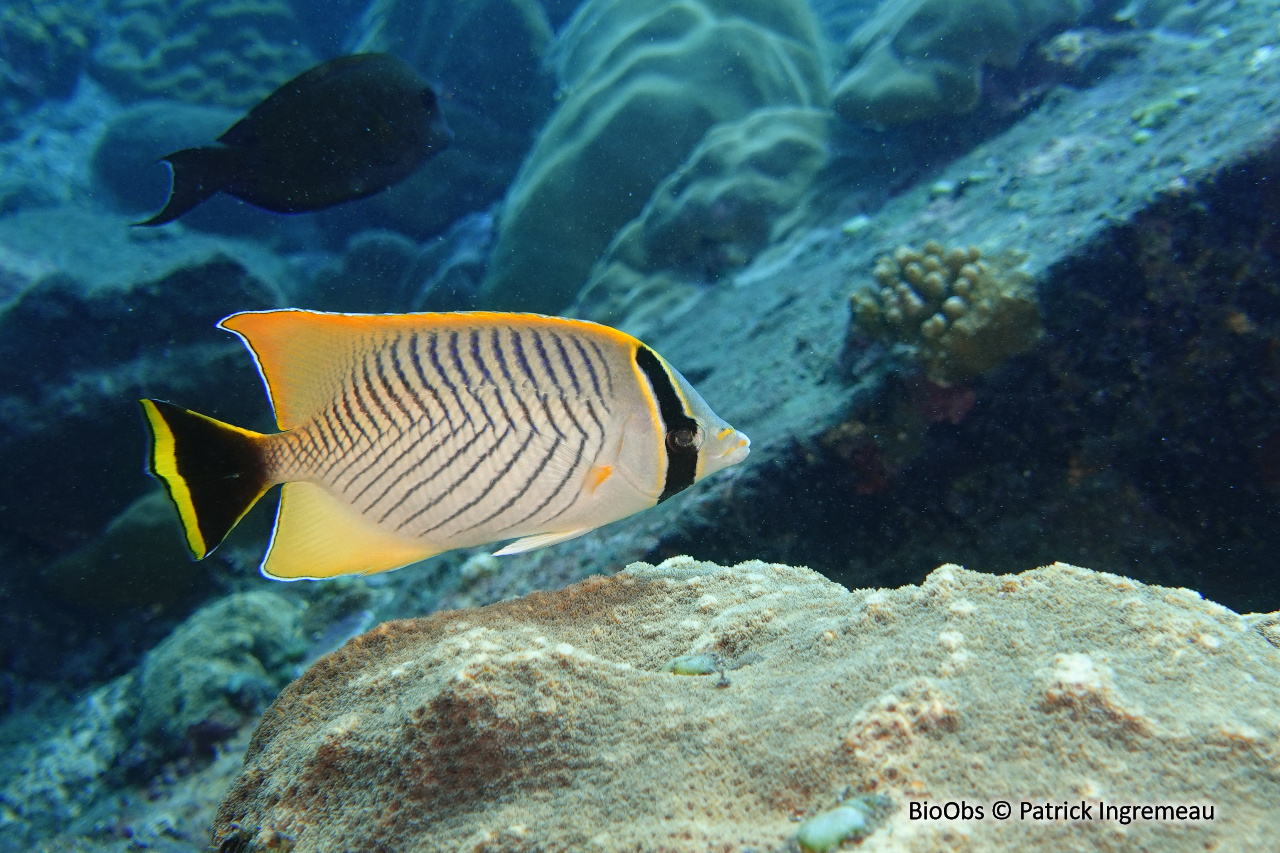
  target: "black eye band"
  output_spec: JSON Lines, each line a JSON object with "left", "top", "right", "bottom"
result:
{"left": 634, "top": 345, "right": 698, "bottom": 502}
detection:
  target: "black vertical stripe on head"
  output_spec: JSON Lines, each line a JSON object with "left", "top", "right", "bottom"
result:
{"left": 634, "top": 345, "right": 697, "bottom": 502}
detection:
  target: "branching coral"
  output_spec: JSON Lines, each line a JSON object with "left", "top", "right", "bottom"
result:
{"left": 851, "top": 240, "right": 1043, "bottom": 384}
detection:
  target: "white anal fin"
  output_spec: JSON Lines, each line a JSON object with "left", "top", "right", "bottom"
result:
{"left": 492, "top": 528, "right": 592, "bottom": 557}
{"left": 263, "top": 482, "right": 441, "bottom": 580}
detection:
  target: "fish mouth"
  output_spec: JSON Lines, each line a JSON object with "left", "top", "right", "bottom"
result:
{"left": 718, "top": 430, "right": 751, "bottom": 465}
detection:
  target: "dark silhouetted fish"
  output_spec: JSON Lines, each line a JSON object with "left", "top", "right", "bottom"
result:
{"left": 136, "top": 53, "right": 453, "bottom": 226}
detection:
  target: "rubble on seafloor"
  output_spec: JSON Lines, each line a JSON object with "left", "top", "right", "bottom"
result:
{"left": 212, "top": 557, "right": 1280, "bottom": 852}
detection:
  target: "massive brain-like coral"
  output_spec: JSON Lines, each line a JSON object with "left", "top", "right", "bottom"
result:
{"left": 479, "top": 0, "right": 828, "bottom": 314}
{"left": 572, "top": 106, "right": 832, "bottom": 336}
{"left": 833, "top": 0, "right": 1091, "bottom": 126}
{"left": 89, "top": 0, "right": 315, "bottom": 109}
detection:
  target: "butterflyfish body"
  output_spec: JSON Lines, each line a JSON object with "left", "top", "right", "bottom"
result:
{"left": 140, "top": 310, "right": 750, "bottom": 580}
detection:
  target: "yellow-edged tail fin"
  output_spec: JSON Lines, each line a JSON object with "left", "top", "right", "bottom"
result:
{"left": 139, "top": 399, "right": 272, "bottom": 559}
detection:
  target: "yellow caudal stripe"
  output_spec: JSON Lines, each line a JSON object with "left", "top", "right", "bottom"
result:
{"left": 139, "top": 399, "right": 207, "bottom": 558}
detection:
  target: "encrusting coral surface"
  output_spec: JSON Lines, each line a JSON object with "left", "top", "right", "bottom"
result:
{"left": 212, "top": 558, "right": 1280, "bottom": 852}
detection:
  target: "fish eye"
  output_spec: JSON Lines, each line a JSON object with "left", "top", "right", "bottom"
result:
{"left": 667, "top": 426, "right": 702, "bottom": 450}
{"left": 420, "top": 88, "right": 437, "bottom": 108}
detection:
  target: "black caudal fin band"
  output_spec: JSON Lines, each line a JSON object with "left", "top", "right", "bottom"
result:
{"left": 139, "top": 399, "right": 270, "bottom": 558}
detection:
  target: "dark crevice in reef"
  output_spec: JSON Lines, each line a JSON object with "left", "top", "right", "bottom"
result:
{"left": 654, "top": 149, "right": 1280, "bottom": 617}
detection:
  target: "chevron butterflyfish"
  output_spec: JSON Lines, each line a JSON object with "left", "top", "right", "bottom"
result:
{"left": 139, "top": 309, "right": 750, "bottom": 580}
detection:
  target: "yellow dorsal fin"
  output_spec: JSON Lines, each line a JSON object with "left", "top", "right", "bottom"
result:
{"left": 263, "top": 482, "right": 441, "bottom": 579}
{"left": 219, "top": 309, "right": 378, "bottom": 430}
{"left": 218, "top": 309, "right": 643, "bottom": 429}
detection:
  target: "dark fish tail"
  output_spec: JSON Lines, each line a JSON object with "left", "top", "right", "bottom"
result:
{"left": 134, "top": 146, "right": 240, "bottom": 226}
{"left": 139, "top": 399, "right": 273, "bottom": 559}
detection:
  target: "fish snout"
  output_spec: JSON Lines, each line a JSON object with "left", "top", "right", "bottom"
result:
{"left": 718, "top": 429, "right": 751, "bottom": 465}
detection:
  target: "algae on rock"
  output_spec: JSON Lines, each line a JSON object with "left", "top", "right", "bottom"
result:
{"left": 573, "top": 106, "right": 832, "bottom": 335}
{"left": 480, "top": 0, "right": 829, "bottom": 314}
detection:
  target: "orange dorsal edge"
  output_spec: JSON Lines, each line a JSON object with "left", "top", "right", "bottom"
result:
{"left": 218, "top": 309, "right": 641, "bottom": 430}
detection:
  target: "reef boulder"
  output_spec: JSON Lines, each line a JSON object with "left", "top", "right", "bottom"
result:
{"left": 89, "top": 0, "right": 315, "bottom": 109}
{"left": 573, "top": 105, "right": 832, "bottom": 336}
{"left": 833, "top": 0, "right": 1091, "bottom": 126}
{"left": 213, "top": 558, "right": 1280, "bottom": 852}
{"left": 0, "top": 206, "right": 289, "bottom": 554}
{"left": 342, "top": 0, "right": 556, "bottom": 239}
{"left": 480, "top": 0, "right": 828, "bottom": 314}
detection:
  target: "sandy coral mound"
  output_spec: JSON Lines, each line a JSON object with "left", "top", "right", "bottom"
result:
{"left": 213, "top": 559, "right": 1280, "bottom": 852}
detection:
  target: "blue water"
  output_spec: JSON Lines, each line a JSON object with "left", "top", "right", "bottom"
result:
{"left": 1, "top": 0, "right": 1278, "bottom": 849}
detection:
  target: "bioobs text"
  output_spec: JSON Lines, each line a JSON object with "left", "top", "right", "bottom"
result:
{"left": 908, "top": 801, "right": 983, "bottom": 820}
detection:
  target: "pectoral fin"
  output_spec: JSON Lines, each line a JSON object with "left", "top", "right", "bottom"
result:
{"left": 491, "top": 528, "right": 592, "bottom": 557}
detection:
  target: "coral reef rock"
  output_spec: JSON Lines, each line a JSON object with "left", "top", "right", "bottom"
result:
{"left": 213, "top": 558, "right": 1280, "bottom": 852}
{"left": 91, "top": 98, "right": 241, "bottom": 216}
{"left": 573, "top": 106, "right": 832, "bottom": 335}
{"left": 137, "top": 591, "right": 305, "bottom": 756}
{"left": 833, "top": 0, "right": 1091, "bottom": 126}
{"left": 346, "top": 0, "right": 555, "bottom": 239}
{"left": 0, "top": 206, "right": 289, "bottom": 552}
{"left": 89, "top": 0, "right": 315, "bottom": 109}
{"left": 480, "top": 0, "right": 828, "bottom": 314}
{"left": 851, "top": 240, "right": 1043, "bottom": 384}
{"left": 38, "top": 490, "right": 208, "bottom": 613}
{"left": 0, "top": 0, "right": 96, "bottom": 136}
